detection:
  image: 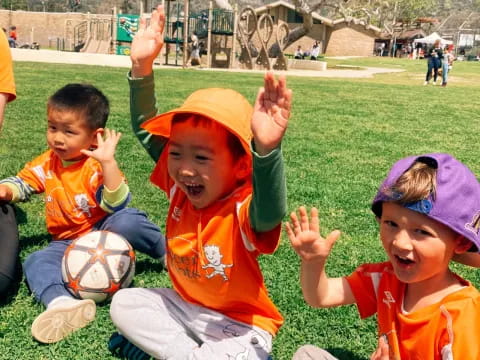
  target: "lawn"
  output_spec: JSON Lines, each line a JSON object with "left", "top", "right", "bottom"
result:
{"left": 0, "top": 57, "right": 479, "bottom": 360}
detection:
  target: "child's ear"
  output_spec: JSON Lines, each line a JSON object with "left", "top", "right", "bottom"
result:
{"left": 235, "top": 156, "right": 250, "bottom": 180}
{"left": 91, "top": 128, "right": 104, "bottom": 147}
{"left": 454, "top": 236, "right": 474, "bottom": 254}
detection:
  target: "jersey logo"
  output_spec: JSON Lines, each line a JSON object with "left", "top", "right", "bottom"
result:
{"left": 202, "top": 244, "right": 233, "bottom": 281}
{"left": 382, "top": 291, "right": 396, "bottom": 309}
{"left": 465, "top": 211, "right": 480, "bottom": 236}
{"left": 74, "top": 194, "right": 95, "bottom": 217}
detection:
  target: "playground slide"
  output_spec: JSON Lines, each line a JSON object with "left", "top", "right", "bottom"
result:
{"left": 96, "top": 37, "right": 112, "bottom": 54}
{"left": 79, "top": 36, "right": 92, "bottom": 53}
{"left": 79, "top": 36, "right": 111, "bottom": 54}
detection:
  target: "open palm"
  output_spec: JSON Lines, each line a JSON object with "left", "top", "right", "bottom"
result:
{"left": 130, "top": 5, "right": 165, "bottom": 72}
{"left": 251, "top": 72, "right": 292, "bottom": 155}
{"left": 286, "top": 206, "right": 341, "bottom": 263}
{"left": 81, "top": 129, "right": 121, "bottom": 164}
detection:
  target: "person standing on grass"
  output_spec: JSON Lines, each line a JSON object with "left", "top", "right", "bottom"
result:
{"left": 441, "top": 48, "right": 454, "bottom": 87}
{"left": 0, "top": 24, "right": 19, "bottom": 300}
{"left": 0, "top": 83, "right": 166, "bottom": 344}
{"left": 108, "top": 5, "right": 291, "bottom": 359}
{"left": 424, "top": 39, "right": 443, "bottom": 86}
{"left": 287, "top": 153, "right": 480, "bottom": 360}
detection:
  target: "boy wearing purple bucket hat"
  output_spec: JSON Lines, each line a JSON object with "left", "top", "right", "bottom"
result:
{"left": 287, "top": 153, "right": 480, "bottom": 360}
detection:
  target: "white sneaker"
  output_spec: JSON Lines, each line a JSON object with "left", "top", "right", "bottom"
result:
{"left": 433, "top": 81, "right": 437, "bottom": 86}
{"left": 31, "top": 298, "right": 96, "bottom": 343}
{"left": 423, "top": 81, "right": 429, "bottom": 86}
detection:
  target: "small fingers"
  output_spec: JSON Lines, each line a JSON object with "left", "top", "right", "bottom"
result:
{"left": 289, "top": 210, "right": 301, "bottom": 236}
{"left": 263, "top": 71, "right": 277, "bottom": 103}
{"left": 310, "top": 207, "right": 319, "bottom": 233}
{"left": 298, "top": 206, "right": 310, "bottom": 232}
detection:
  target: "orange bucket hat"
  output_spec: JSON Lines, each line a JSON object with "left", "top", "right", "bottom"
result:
{"left": 141, "top": 88, "right": 253, "bottom": 154}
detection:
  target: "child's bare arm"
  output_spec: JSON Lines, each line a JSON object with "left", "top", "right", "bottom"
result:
{"left": 251, "top": 72, "right": 292, "bottom": 156}
{"left": 286, "top": 206, "right": 355, "bottom": 308}
{"left": 130, "top": 5, "right": 165, "bottom": 78}
{"left": 81, "top": 129, "right": 124, "bottom": 191}
{"left": 453, "top": 252, "right": 480, "bottom": 267}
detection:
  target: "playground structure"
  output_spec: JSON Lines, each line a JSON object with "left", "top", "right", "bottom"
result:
{"left": 20, "top": 1, "right": 293, "bottom": 70}
{"left": 161, "top": 1, "right": 289, "bottom": 70}
{"left": 76, "top": 19, "right": 112, "bottom": 54}
{"left": 163, "top": 0, "right": 236, "bottom": 68}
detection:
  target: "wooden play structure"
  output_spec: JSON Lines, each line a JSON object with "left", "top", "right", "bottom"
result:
{"left": 163, "top": 0, "right": 236, "bottom": 68}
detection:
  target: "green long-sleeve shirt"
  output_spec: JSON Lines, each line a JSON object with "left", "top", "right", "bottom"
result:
{"left": 129, "top": 73, "right": 286, "bottom": 232}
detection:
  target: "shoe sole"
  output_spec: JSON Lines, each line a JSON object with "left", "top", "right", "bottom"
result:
{"left": 31, "top": 299, "right": 96, "bottom": 343}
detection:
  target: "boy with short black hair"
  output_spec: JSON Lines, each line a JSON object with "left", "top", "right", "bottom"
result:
{"left": 0, "top": 83, "right": 165, "bottom": 344}
{"left": 287, "top": 153, "right": 480, "bottom": 359}
{"left": 108, "top": 5, "right": 291, "bottom": 359}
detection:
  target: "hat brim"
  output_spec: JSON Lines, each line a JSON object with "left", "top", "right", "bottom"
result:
{"left": 141, "top": 110, "right": 251, "bottom": 156}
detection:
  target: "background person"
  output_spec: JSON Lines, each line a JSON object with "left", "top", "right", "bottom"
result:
{"left": 294, "top": 45, "right": 305, "bottom": 59}
{"left": 442, "top": 48, "right": 454, "bottom": 87}
{"left": 310, "top": 41, "right": 320, "bottom": 60}
{"left": 424, "top": 39, "right": 443, "bottom": 85}
{"left": 8, "top": 26, "right": 17, "bottom": 48}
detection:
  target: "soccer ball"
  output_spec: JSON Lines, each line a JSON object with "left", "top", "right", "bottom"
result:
{"left": 62, "top": 231, "right": 136, "bottom": 303}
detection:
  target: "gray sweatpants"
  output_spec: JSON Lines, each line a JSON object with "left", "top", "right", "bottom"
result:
{"left": 292, "top": 345, "right": 339, "bottom": 360}
{"left": 110, "top": 288, "right": 273, "bottom": 360}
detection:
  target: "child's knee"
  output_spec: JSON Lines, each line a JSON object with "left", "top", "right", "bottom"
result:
{"left": 110, "top": 288, "right": 135, "bottom": 326}
{"left": 23, "top": 251, "right": 42, "bottom": 273}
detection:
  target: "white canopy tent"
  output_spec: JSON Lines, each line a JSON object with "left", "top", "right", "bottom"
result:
{"left": 413, "top": 32, "right": 453, "bottom": 45}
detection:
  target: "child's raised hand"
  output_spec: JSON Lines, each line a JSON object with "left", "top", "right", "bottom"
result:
{"left": 286, "top": 206, "right": 341, "bottom": 263}
{"left": 81, "top": 129, "right": 121, "bottom": 165}
{"left": 252, "top": 72, "right": 292, "bottom": 156}
{"left": 130, "top": 5, "right": 165, "bottom": 78}
{"left": 0, "top": 184, "right": 13, "bottom": 202}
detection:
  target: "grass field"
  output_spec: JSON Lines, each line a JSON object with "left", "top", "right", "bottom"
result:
{"left": 0, "top": 57, "right": 479, "bottom": 360}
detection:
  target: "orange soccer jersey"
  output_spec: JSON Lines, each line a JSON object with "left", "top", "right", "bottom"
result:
{"left": 17, "top": 150, "right": 108, "bottom": 240}
{"left": 347, "top": 262, "right": 480, "bottom": 360}
{"left": 0, "top": 30, "right": 16, "bottom": 102}
{"left": 149, "top": 150, "right": 284, "bottom": 335}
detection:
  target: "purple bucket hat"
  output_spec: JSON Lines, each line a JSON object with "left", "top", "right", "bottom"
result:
{"left": 372, "top": 153, "right": 480, "bottom": 252}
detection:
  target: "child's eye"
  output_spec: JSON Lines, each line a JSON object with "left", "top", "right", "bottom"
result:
{"left": 195, "top": 155, "right": 209, "bottom": 161}
{"left": 384, "top": 220, "right": 397, "bottom": 228}
{"left": 415, "top": 229, "right": 433, "bottom": 237}
{"left": 169, "top": 151, "right": 181, "bottom": 157}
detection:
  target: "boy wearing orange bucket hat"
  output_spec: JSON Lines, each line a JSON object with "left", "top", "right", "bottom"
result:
{"left": 109, "top": 5, "right": 292, "bottom": 360}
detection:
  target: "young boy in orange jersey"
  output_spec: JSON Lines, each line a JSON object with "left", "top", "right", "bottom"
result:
{"left": 108, "top": 5, "right": 291, "bottom": 360}
{"left": 0, "top": 83, "right": 165, "bottom": 344}
{"left": 287, "top": 153, "right": 480, "bottom": 360}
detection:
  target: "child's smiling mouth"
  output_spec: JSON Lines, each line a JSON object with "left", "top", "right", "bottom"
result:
{"left": 185, "top": 183, "right": 204, "bottom": 197}
{"left": 395, "top": 254, "right": 415, "bottom": 267}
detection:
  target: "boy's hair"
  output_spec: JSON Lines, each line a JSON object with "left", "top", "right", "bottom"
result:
{"left": 388, "top": 161, "right": 437, "bottom": 205}
{"left": 47, "top": 84, "right": 109, "bottom": 130}
{"left": 372, "top": 154, "right": 480, "bottom": 252}
{"left": 172, "top": 114, "right": 245, "bottom": 160}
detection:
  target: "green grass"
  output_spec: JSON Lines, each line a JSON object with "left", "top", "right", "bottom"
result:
{"left": 0, "top": 57, "right": 479, "bottom": 359}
